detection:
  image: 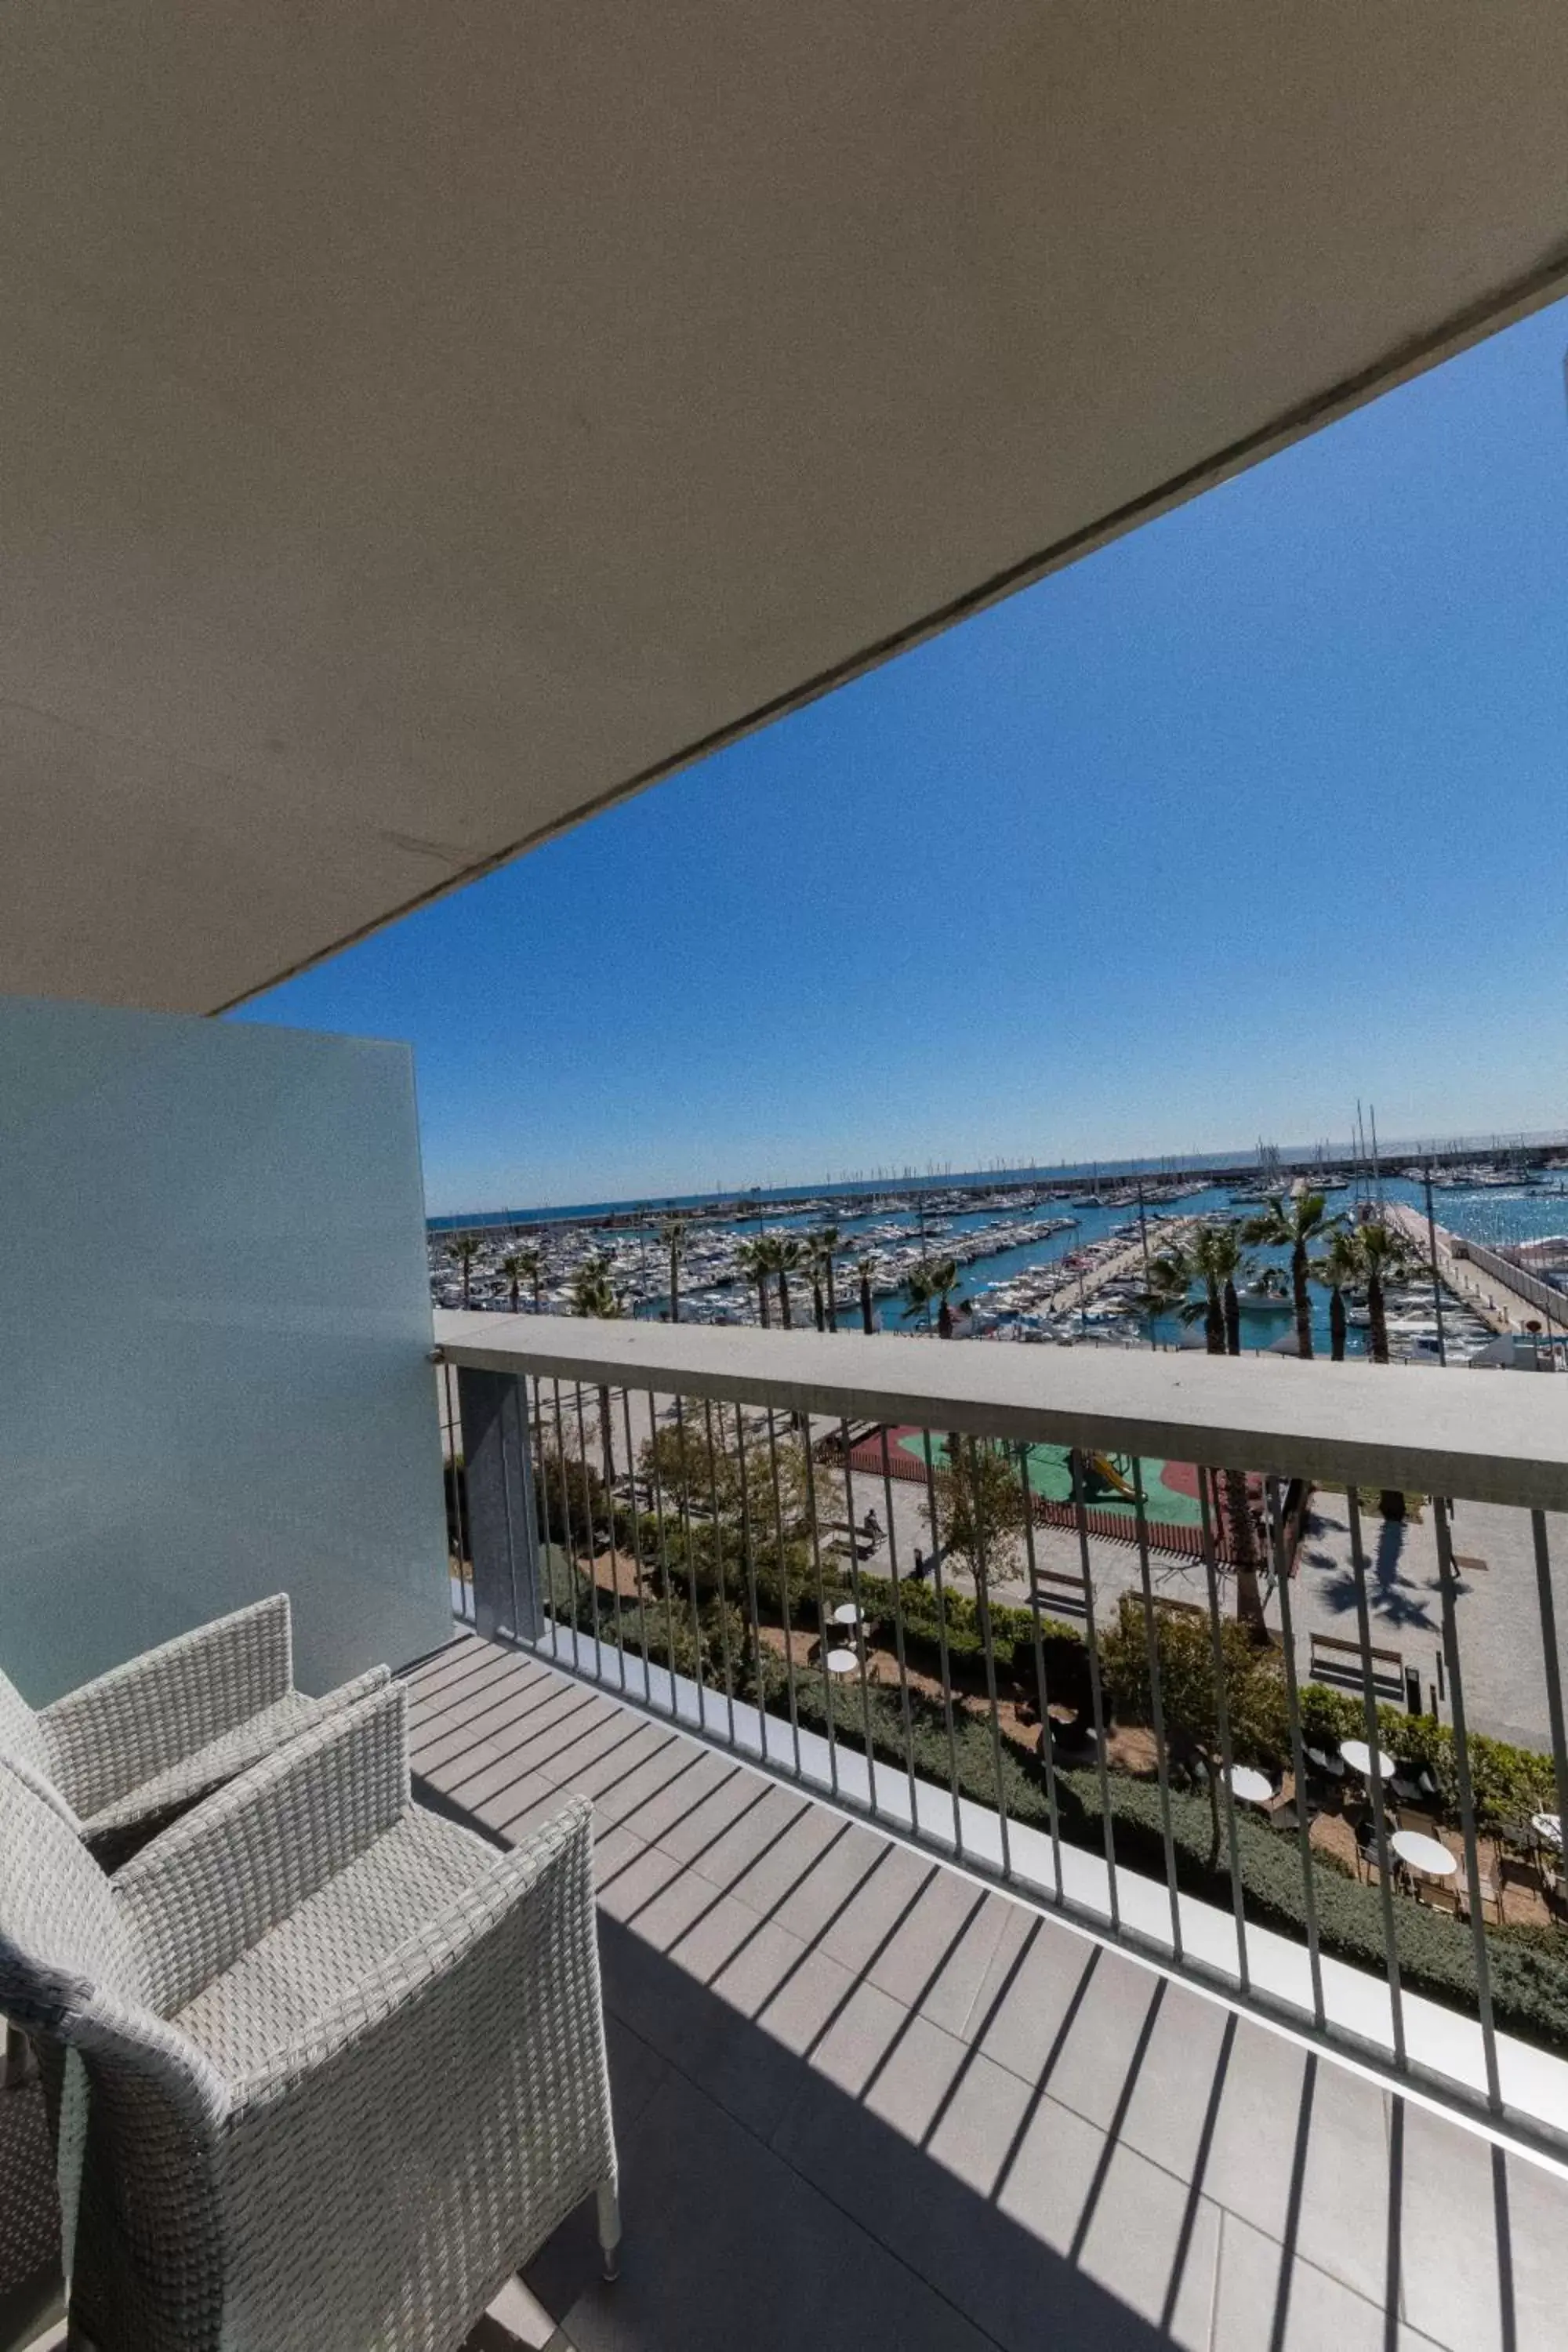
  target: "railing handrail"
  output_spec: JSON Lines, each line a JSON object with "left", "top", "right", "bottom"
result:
{"left": 433, "top": 1308, "right": 1568, "bottom": 1511}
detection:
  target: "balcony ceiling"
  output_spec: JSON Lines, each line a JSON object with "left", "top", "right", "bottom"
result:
{"left": 3, "top": 3, "right": 1568, "bottom": 1012}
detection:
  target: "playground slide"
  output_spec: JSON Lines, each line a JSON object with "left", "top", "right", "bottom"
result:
{"left": 1089, "top": 1450, "right": 1136, "bottom": 1501}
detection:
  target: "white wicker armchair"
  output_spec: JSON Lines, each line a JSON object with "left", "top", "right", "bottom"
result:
{"left": 0, "top": 1683, "right": 619, "bottom": 2352}
{"left": 0, "top": 1594, "right": 387, "bottom": 1860}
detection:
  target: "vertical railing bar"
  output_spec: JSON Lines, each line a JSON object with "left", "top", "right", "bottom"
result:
{"left": 1529, "top": 1510, "right": 1568, "bottom": 1895}
{"left": 967, "top": 1437, "right": 1013, "bottom": 1882}
{"left": 1197, "top": 1468, "right": 1249, "bottom": 1994}
{"left": 603, "top": 1382, "right": 631, "bottom": 1691}
{"left": 1345, "top": 1486, "right": 1406, "bottom": 2067}
{"left": 672, "top": 1398, "right": 709, "bottom": 1733}
{"left": 1070, "top": 1449, "right": 1120, "bottom": 1929}
{"left": 800, "top": 1421, "right": 841, "bottom": 1799}
{"left": 497, "top": 1374, "right": 525, "bottom": 1642}
{"left": 702, "top": 1398, "right": 739, "bottom": 1749}
{"left": 619, "top": 1385, "right": 654, "bottom": 1704}
{"left": 1265, "top": 1474, "right": 1324, "bottom": 2030}
{"left": 1016, "top": 1440, "right": 1063, "bottom": 1897}
{"left": 764, "top": 1407, "right": 804, "bottom": 1780}
{"left": 838, "top": 1416, "right": 880, "bottom": 1818}
{"left": 919, "top": 1427, "right": 965, "bottom": 1857}
{"left": 647, "top": 1392, "right": 681, "bottom": 1726}
{"left": 1434, "top": 1496, "right": 1503, "bottom": 2114}
{"left": 879, "top": 1425, "right": 921, "bottom": 1833}
{"left": 1131, "top": 1457, "right": 1181, "bottom": 1960}
{"left": 572, "top": 1381, "right": 611, "bottom": 1682}
{"left": 733, "top": 1400, "right": 770, "bottom": 1767}
{"left": 550, "top": 1378, "right": 577, "bottom": 1664}
{"left": 528, "top": 1370, "right": 554, "bottom": 1657}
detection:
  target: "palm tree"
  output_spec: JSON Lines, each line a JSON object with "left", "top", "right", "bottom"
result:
{"left": 1183, "top": 1225, "right": 1229, "bottom": 1356}
{"left": 856, "top": 1253, "right": 878, "bottom": 1335}
{"left": 770, "top": 1235, "right": 804, "bottom": 1329}
{"left": 815, "top": 1225, "right": 843, "bottom": 1330}
{"left": 1354, "top": 1219, "right": 1421, "bottom": 1521}
{"left": 659, "top": 1216, "right": 690, "bottom": 1324}
{"left": 447, "top": 1232, "right": 478, "bottom": 1308}
{"left": 499, "top": 1251, "right": 524, "bottom": 1312}
{"left": 804, "top": 1235, "right": 828, "bottom": 1332}
{"left": 1134, "top": 1243, "right": 1192, "bottom": 1337}
{"left": 517, "top": 1244, "right": 544, "bottom": 1312}
{"left": 1312, "top": 1227, "right": 1361, "bottom": 1363}
{"left": 571, "top": 1251, "right": 622, "bottom": 1485}
{"left": 1202, "top": 1221, "right": 1254, "bottom": 1359}
{"left": 735, "top": 1236, "right": 771, "bottom": 1327}
{"left": 1355, "top": 1218, "right": 1419, "bottom": 1367}
{"left": 903, "top": 1255, "right": 961, "bottom": 1338}
{"left": 1178, "top": 1228, "right": 1265, "bottom": 1628}
{"left": 1243, "top": 1191, "right": 1341, "bottom": 1361}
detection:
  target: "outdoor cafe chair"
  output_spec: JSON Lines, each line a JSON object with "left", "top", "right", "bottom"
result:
{"left": 0, "top": 1594, "right": 386, "bottom": 1864}
{"left": 0, "top": 1682, "right": 619, "bottom": 2352}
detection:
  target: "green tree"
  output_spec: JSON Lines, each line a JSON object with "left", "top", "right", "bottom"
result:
{"left": 571, "top": 1250, "right": 622, "bottom": 1485}
{"left": 1200, "top": 1221, "right": 1254, "bottom": 1359}
{"left": 1243, "top": 1190, "right": 1342, "bottom": 1361}
{"left": 925, "top": 1438, "right": 1029, "bottom": 1602}
{"left": 1134, "top": 1243, "right": 1191, "bottom": 1334}
{"left": 514, "top": 1244, "right": 545, "bottom": 1312}
{"left": 735, "top": 1236, "right": 771, "bottom": 1327}
{"left": 904, "top": 1254, "right": 961, "bottom": 1338}
{"left": 1352, "top": 1218, "right": 1422, "bottom": 1519}
{"left": 1099, "top": 1593, "right": 1287, "bottom": 1866}
{"left": 856, "top": 1253, "right": 878, "bottom": 1335}
{"left": 761, "top": 1233, "right": 804, "bottom": 1329}
{"left": 447, "top": 1232, "right": 478, "bottom": 1308}
{"left": 1312, "top": 1226, "right": 1361, "bottom": 1363}
{"left": 659, "top": 1216, "right": 690, "bottom": 1323}
{"left": 815, "top": 1225, "right": 843, "bottom": 1330}
{"left": 1165, "top": 1227, "right": 1265, "bottom": 1627}
{"left": 1184, "top": 1225, "right": 1229, "bottom": 1356}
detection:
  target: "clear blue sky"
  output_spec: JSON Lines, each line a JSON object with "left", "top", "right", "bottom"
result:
{"left": 234, "top": 298, "right": 1568, "bottom": 1214}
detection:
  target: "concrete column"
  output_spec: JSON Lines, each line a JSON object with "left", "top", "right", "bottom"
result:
{"left": 457, "top": 1367, "right": 543, "bottom": 1643}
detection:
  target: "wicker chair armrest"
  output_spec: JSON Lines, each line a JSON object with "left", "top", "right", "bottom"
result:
{"left": 214, "top": 1799, "right": 612, "bottom": 2347}
{"left": 39, "top": 1595, "right": 294, "bottom": 1817}
{"left": 114, "top": 1683, "right": 410, "bottom": 2016}
{"left": 233, "top": 1795, "right": 597, "bottom": 2107}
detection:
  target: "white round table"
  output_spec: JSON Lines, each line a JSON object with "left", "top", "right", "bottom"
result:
{"left": 1341, "top": 1740, "right": 1396, "bottom": 1782}
{"left": 824, "top": 1648, "right": 860, "bottom": 1676}
{"left": 1226, "top": 1765, "right": 1273, "bottom": 1806}
{"left": 1391, "top": 1829, "right": 1457, "bottom": 1882}
{"left": 1532, "top": 1812, "right": 1563, "bottom": 1852}
{"left": 831, "top": 1602, "right": 869, "bottom": 1629}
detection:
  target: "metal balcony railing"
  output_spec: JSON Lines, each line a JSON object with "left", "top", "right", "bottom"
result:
{"left": 434, "top": 1310, "right": 1568, "bottom": 2158}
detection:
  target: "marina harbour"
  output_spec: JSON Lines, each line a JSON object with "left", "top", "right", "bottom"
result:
{"left": 430, "top": 1156, "right": 1568, "bottom": 1367}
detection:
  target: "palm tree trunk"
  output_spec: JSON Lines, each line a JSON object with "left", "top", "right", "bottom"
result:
{"left": 1370, "top": 1261, "right": 1406, "bottom": 1515}
{"left": 508, "top": 1276, "right": 520, "bottom": 1312}
{"left": 859, "top": 1271, "right": 874, "bottom": 1334}
{"left": 532, "top": 1272, "right": 543, "bottom": 1313}
{"left": 670, "top": 1244, "right": 681, "bottom": 1324}
{"left": 1218, "top": 1467, "right": 1267, "bottom": 1635}
{"left": 1204, "top": 1283, "right": 1225, "bottom": 1356}
{"left": 1329, "top": 1287, "right": 1347, "bottom": 1362}
{"left": 756, "top": 1275, "right": 771, "bottom": 1328}
{"left": 1292, "top": 1240, "right": 1313, "bottom": 1360}
{"left": 462, "top": 1256, "right": 472, "bottom": 1309}
{"left": 938, "top": 1298, "right": 953, "bottom": 1339}
{"left": 777, "top": 1272, "right": 792, "bottom": 1330}
{"left": 1223, "top": 1279, "right": 1240, "bottom": 1356}
{"left": 811, "top": 1276, "right": 826, "bottom": 1334}
{"left": 826, "top": 1258, "right": 838, "bottom": 1331}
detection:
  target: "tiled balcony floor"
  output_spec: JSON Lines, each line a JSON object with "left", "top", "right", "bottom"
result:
{"left": 408, "top": 1633, "right": 1568, "bottom": 2352}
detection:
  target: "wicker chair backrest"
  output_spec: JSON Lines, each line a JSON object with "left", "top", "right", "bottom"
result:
{"left": 0, "top": 1661, "right": 48, "bottom": 1778}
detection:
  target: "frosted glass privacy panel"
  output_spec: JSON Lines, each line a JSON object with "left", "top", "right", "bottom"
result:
{"left": 0, "top": 996, "right": 450, "bottom": 1701}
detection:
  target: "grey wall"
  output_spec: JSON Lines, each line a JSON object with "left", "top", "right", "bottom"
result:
{"left": 0, "top": 996, "right": 451, "bottom": 1700}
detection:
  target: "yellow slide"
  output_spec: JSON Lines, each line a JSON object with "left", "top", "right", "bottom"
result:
{"left": 1089, "top": 1450, "right": 1136, "bottom": 1501}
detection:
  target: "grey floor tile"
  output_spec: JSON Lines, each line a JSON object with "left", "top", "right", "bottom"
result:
{"left": 963, "top": 1903, "right": 1106, "bottom": 2084}
{"left": 818, "top": 1849, "right": 1014, "bottom": 2037}
{"left": 466, "top": 1768, "right": 574, "bottom": 1843}
{"left": 527, "top": 2070, "right": 999, "bottom": 2352}
{"left": 672, "top": 1777, "right": 855, "bottom": 1909}
{"left": 1210, "top": 2210, "right": 1388, "bottom": 2352}
{"left": 1396, "top": 2100, "right": 1568, "bottom": 2352}
{"left": 1071, "top": 2143, "right": 1221, "bottom": 2349}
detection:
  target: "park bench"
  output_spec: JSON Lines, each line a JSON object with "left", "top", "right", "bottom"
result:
{"left": 1308, "top": 1628, "right": 1405, "bottom": 1704}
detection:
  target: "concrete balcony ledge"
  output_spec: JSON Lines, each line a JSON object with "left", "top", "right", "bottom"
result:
{"left": 434, "top": 1311, "right": 1568, "bottom": 1513}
